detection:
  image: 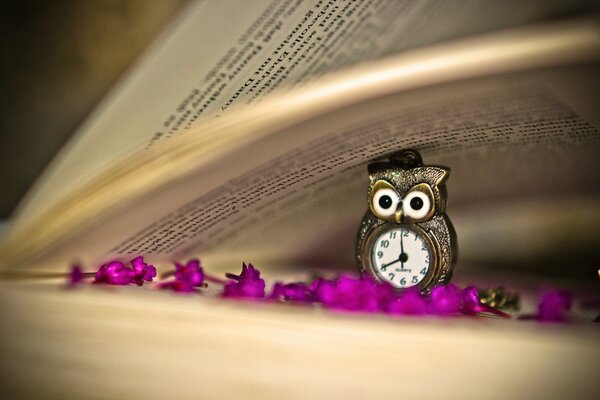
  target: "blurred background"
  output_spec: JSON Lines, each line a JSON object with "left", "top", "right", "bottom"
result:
{"left": 0, "top": 0, "right": 188, "bottom": 219}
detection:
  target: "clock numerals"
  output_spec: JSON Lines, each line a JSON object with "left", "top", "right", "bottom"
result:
{"left": 372, "top": 228, "right": 435, "bottom": 289}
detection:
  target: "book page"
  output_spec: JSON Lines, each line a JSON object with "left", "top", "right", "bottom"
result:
{"left": 12, "top": 0, "right": 594, "bottom": 236}
{"left": 3, "top": 46, "right": 598, "bottom": 272}
{"left": 108, "top": 65, "right": 600, "bottom": 270}
{"left": 1, "top": 281, "right": 598, "bottom": 399}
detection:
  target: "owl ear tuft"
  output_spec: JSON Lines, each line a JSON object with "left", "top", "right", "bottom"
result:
{"left": 433, "top": 167, "right": 450, "bottom": 184}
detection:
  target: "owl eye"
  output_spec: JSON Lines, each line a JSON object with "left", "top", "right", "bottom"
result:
{"left": 372, "top": 188, "right": 400, "bottom": 218}
{"left": 403, "top": 191, "right": 431, "bottom": 220}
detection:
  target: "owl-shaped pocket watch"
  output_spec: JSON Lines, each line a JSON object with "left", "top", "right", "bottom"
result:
{"left": 356, "top": 150, "right": 457, "bottom": 293}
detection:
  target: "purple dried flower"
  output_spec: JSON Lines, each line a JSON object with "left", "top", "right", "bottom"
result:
{"left": 308, "top": 277, "right": 325, "bottom": 294}
{"left": 68, "top": 265, "right": 85, "bottom": 286}
{"left": 270, "top": 282, "right": 314, "bottom": 302}
{"left": 72, "top": 255, "right": 534, "bottom": 322}
{"left": 335, "top": 275, "right": 375, "bottom": 311}
{"left": 537, "top": 290, "right": 572, "bottom": 322}
{"left": 131, "top": 256, "right": 157, "bottom": 286}
{"left": 312, "top": 275, "right": 351, "bottom": 310}
{"left": 387, "top": 288, "right": 427, "bottom": 315}
{"left": 460, "top": 286, "right": 482, "bottom": 315}
{"left": 222, "top": 263, "right": 265, "bottom": 298}
{"left": 461, "top": 286, "right": 510, "bottom": 318}
{"left": 312, "top": 275, "right": 390, "bottom": 312}
{"left": 270, "top": 282, "right": 285, "bottom": 299}
{"left": 429, "top": 284, "right": 462, "bottom": 315}
{"left": 174, "top": 259, "right": 204, "bottom": 287}
{"left": 373, "top": 280, "right": 400, "bottom": 310}
{"left": 311, "top": 278, "right": 337, "bottom": 305}
{"left": 158, "top": 259, "right": 204, "bottom": 293}
{"left": 91, "top": 257, "right": 156, "bottom": 286}
{"left": 94, "top": 261, "right": 133, "bottom": 285}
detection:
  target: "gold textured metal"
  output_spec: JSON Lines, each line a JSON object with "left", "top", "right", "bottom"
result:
{"left": 478, "top": 287, "right": 521, "bottom": 311}
{"left": 356, "top": 149, "right": 457, "bottom": 293}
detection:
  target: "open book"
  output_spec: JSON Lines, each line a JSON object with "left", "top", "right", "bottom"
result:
{"left": 1, "top": 0, "right": 599, "bottom": 277}
{"left": 1, "top": 1, "right": 599, "bottom": 398}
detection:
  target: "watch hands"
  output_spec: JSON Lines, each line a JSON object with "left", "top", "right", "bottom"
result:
{"left": 381, "top": 258, "right": 401, "bottom": 270}
{"left": 400, "top": 232, "right": 404, "bottom": 269}
{"left": 381, "top": 231, "right": 410, "bottom": 271}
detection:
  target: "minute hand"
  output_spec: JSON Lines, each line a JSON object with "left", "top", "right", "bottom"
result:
{"left": 400, "top": 232, "right": 404, "bottom": 269}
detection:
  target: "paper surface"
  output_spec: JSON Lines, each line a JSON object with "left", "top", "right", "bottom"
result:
{"left": 1, "top": 280, "right": 598, "bottom": 400}
{"left": 1, "top": 8, "right": 599, "bottom": 271}
{"left": 11, "top": 0, "right": 593, "bottom": 240}
{"left": 115, "top": 65, "right": 600, "bottom": 265}
{"left": 4, "top": 52, "right": 599, "bottom": 271}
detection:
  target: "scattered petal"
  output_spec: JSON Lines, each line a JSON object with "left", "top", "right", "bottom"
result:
{"left": 387, "top": 288, "right": 427, "bottom": 315}
{"left": 68, "top": 257, "right": 584, "bottom": 324}
{"left": 537, "top": 290, "right": 572, "bottom": 322}
{"left": 270, "top": 282, "right": 314, "bottom": 302}
{"left": 312, "top": 275, "right": 393, "bottom": 312}
{"left": 94, "top": 261, "right": 133, "bottom": 285}
{"left": 131, "top": 256, "right": 157, "bottom": 286}
{"left": 460, "top": 286, "right": 482, "bottom": 315}
{"left": 429, "top": 284, "right": 461, "bottom": 315}
{"left": 222, "top": 263, "right": 266, "bottom": 298}
{"left": 158, "top": 259, "right": 205, "bottom": 293}
{"left": 174, "top": 259, "right": 204, "bottom": 287}
{"left": 461, "top": 286, "right": 510, "bottom": 318}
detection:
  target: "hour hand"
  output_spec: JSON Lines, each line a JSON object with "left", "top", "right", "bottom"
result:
{"left": 381, "top": 258, "right": 401, "bottom": 271}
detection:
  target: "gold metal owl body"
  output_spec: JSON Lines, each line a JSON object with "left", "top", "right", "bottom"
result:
{"left": 356, "top": 150, "right": 457, "bottom": 292}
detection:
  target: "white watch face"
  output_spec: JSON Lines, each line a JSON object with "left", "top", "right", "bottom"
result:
{"left": 370, "top": 226, "right": 432, "bottom": 288}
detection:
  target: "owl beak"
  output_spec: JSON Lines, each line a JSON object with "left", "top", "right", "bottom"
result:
{"left": 394, "top": 207, "right": 404, "bottom": 224}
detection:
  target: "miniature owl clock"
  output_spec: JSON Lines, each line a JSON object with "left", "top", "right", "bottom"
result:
{"left": 356, "top": 149, "right": 457, "bottom": 293}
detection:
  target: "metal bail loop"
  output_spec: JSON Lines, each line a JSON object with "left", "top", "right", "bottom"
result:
{"left": 388, "top": 149, "right": 423, "bottom": 169}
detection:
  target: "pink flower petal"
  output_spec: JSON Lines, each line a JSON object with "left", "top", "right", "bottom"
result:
{"left": 429, "top": 284, "right": 462, "bottom": 315}
{"left": 130, "top": 256, "right": 157, "bottom": 285}
{"left": 270, "top": 282, "right": 314, "bottom": 302}
{"left": 537, "top": 290, "right": 572, "bottom": 322}
{"left": 461, "top": 286, "right": 510, "bottom": 318}
{"left": 387, "top": 289, "right": 427, "bottom": 315}
{"left": 222, "top": 262, "right": 265, "bottom": 298}
{"left": 174, "top": 259, "right": 204, "bottom": 287}
{"left": 158, "top": 258, "right": 205, "bottom": 293}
